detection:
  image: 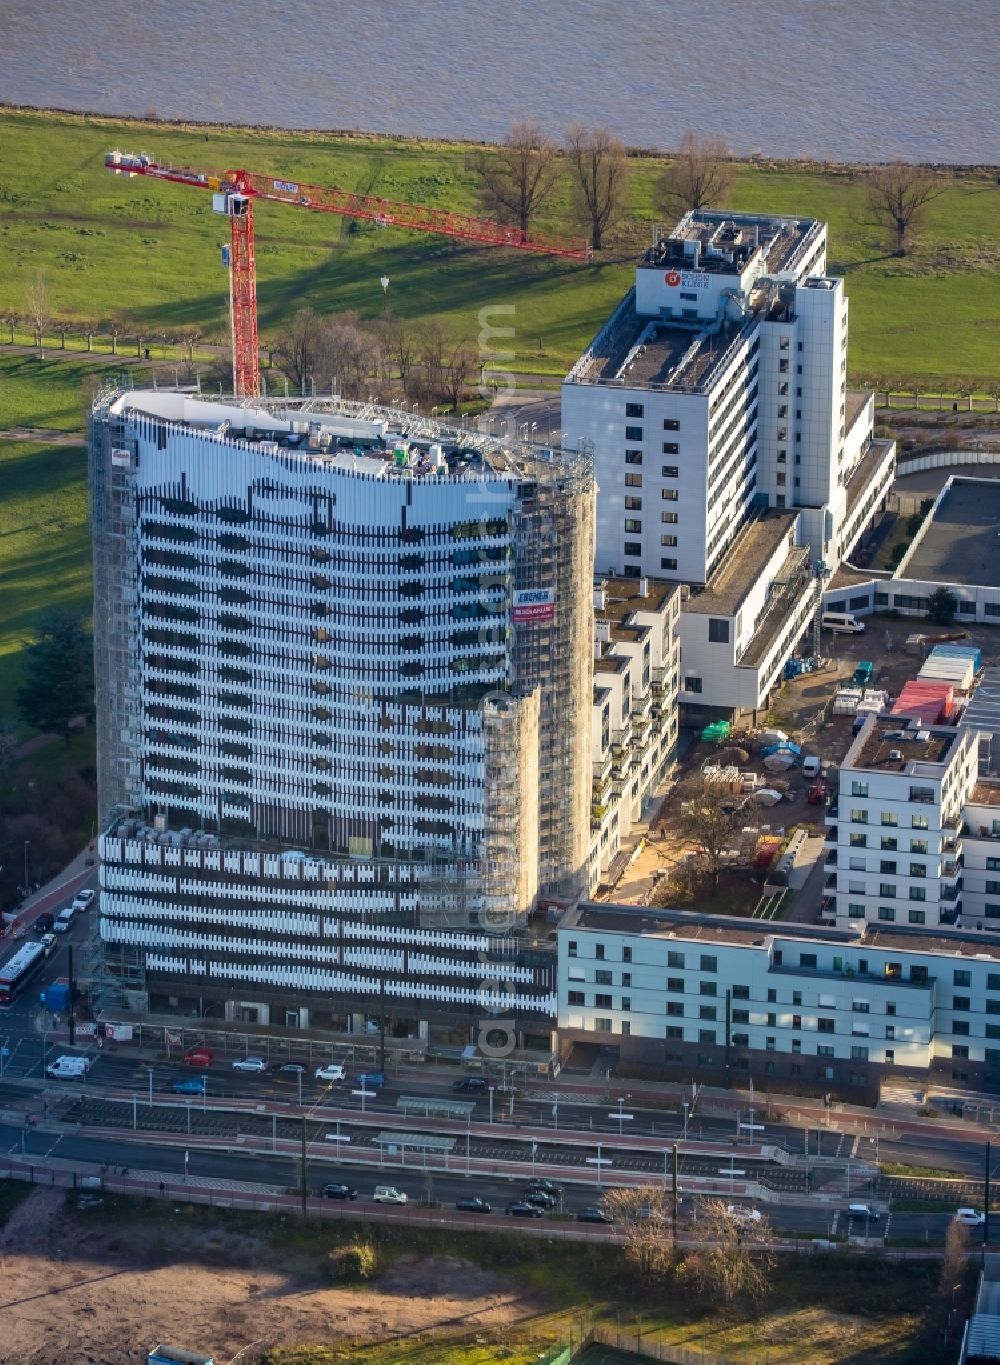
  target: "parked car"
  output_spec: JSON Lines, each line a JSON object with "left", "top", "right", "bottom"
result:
{"left": 955, "top": 1208, "right": 986, "bottom": 1226}
{"left": 576, "top": 1207, "right": 613, "bottom": 1224}
{"left": 525, "top": 1179, "right": 561, "bottom": 1197}
{"left": 72, "top": 889, "right": 96, "bottom": 910}
{"left": 726, "top": 1204, "right": 763, "bottom": 1224}
{"left": 232, "top": 1056, "right": 267, "bottom": 1073}
{"left": 506, "top": 1202, "right": 544, "bottom": 1218}
{"left": 357, "top": 1072, "right": 385, "bottom": 1088}
{"left": 847, "top": 1203, "right": 880, "bottom": 1222}
{"left": 52, "top": 907, "right": 75, "bottom": 933}
{"left": 278, "top": 1062, "right": 306, "bottom": 1074}
{"left": 372, "top": 1186, "right": 407, "bottom": 1205}
{"left": 40, "top": 932, "right": 57, "bottom": 958}
{"left": 33, "top": 913, "right": 55, "bottom": 934}
{"left": 315, "top": 1063, "right": 346, "bottom": 1082}
{"left": 455, "top": 1196, "right": 492, "bottom": 1214}
{"left": 171, "top": 1077, "right": 206, "bottom": 1095}
{"left": 181, "top": 1047, "right": 214, "bottom": 1068}
{"left": 452, "top": 1076, "right": 488, "bottom": 1093}
{"left": 322, "top": 1182, "right": 358, "bottom": 1201}
{"left": 524, "top": 1190, "right": 557, "bottom": 1210}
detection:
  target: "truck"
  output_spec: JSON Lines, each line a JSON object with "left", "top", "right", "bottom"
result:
{"left": 46, "top": 1055, "right": 91, "bottom": 1079}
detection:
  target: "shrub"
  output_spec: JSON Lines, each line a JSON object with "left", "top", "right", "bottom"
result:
{"left": 326, "top": 1240, "right": 378, "bottom": 1283}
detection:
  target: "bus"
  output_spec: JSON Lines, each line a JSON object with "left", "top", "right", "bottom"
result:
{"left": 0, "top": 941, "right": 47, "bottom": 1006}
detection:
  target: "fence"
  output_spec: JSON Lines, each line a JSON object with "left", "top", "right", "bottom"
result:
{"left": 577, "top": 1323, "right": 741, "bottom": 1365}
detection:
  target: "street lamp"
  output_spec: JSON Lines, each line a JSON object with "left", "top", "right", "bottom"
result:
{"left": 682, "top": 1102, "right": 690, "bottom": 1141}
{"left": 488, "top": 1085, "right": 495, "bottom": 1125}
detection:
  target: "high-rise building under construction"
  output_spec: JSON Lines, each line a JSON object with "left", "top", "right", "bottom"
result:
{"left": 89, "top": 389, "right": 594, "bottom": 1046}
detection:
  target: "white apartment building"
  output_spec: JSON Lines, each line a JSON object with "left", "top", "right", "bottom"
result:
{"left": 89, "top": 389, "right": 595, "bottom": 1045}
{"left": 588, "top": 576, "right": 682, "bottom": 890}
{"left": 829, "top": 714, "right": 979, "bottom": 933}
{"left": 557, "top": 901, "right": 1000, "bottom": 1100}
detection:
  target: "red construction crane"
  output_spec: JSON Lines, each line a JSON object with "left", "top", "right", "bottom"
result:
{"left": 105, "top": 150, "right": 590, "bottom": 398}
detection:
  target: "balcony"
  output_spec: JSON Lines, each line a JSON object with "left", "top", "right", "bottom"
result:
{"left": 964, "top": 823, "right": 1000, "bottom": 842}
{"left": 769, "top": 961, "right": 935, "bottom": 992}
{"left": 940, "top": 882, "right": 962, "bottom": 902}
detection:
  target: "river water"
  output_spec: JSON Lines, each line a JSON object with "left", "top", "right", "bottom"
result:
{"left": 2, "top": 0, "right": 998, "bottom": 163}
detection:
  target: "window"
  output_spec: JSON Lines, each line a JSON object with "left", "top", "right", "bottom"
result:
{"left": 663, "top": 441, "right": 680, "bottom": 454}
{"left": 624, "top": 542, "right": 642, "bottom": 556}
{"left": 848, "top": 903, "right": 865, "bottom": 919}
{"left": 666, "top": 1025, "right": 683, "bottom": 1039}
{"left": 733, "top": 1009, "right": 750, "bottom": 1024}
{"left": 767, "top": 1013, "right": 777, "bottom": 1027}
{"left": 792, "top": 991, "right": 803, "bottom": 1006}
{"left": 952, "top": 997, "right": 970, "bottom": 1012}
{"left": 989, "top": 974, "right": 1000, "bottom": 992}
{"left": 625, "top": 425, "right": 643, "bottom": 441}
{"left": 624, "top": 519, "right": 642, "bottom": 534}
{"left": 732, "top": 1033, "right": 749, "bottom": 1047}
{"left": 567, "top": 941, "right": 578, "bottom": 958}
{"left": 851, "top": 809, "right": 868, "bottom": 824}
{"left": 908, "top": 909, "right": 925, "bottom": 925}
{"left": 667, "top": 1002, "right": 684, "bottom": 1017}
{"left": 732, "top": 985, "right": 750, "bottom": 1000}
{"left": 880, "top": 859, "right": 897, "bottom": 873}
{"left": 817, "top": 1045, "right": 834, "bottom": 1057}
{"left": 708, "top": 618, "right": 730, "bottom": 644}
{"left": 912, "top": 814, "right": 929, "bottom": 830}
{"left": 595, "top": 993, "right": 612, "bottom": 1008}
{"left": 667, "top": 977, "right": 684, "bottom": 993}
{"left": 594, "top": 1018, "right": 613, "bottom": 1032}
{"left": 800, "top": 954, "right": 817, "bottom": 969}
{"left": 767, "top": 989, "right": 777, "bottom": 1003}
{"left": 851, "top": 781, "right": 869, "bottom": 797}
{"left": 881, "top": 837, "right": 897, "bottom": 851}
{"left": 625, "top": 403, "right": 644, "bottom": 418}
{"left": 909, "top": 862, "right": 926, "bottom": 878}
{"left": 881, "top": 812, "right": 898, "bottom": 827}
{"left": 953, "top": 1045, "right": 970, "bottom": 1059}
{"left": 596, "top": 944, "right": 605, "bottom": 960}
{"left": 622, "top": 973, "right": 632, "bottom": 987}
{"left": 625, "top": 473, "right": 643, "bottom": 487}
{"left": 818, "top": 1018, "right": 834, "bottom": 1033}
{"left": 661, "top": 511, "right": 678, "bottom": 523}
{"left": 661, "top": 488, "right": 678, "bottom": 501}
{"left": 698, "top": 1029, "right": 716, "bottom": 1044}
{"left": 663, "top": 418, "right": 680, "bottom": 431}
{"left": 625, "top": 450, "right": 643, "bottom": 465}
{"left": 909, "top": 886, "right": 926, "bottom": 902}
{"left": 661, "top": 534, "right": 677, "bottom": 546}
{"left": 954, "top": 969, "right": 971, "bottom": 987}
{"left": 684, "top": 676, "right": 702, "bottom": 693}
{"left": 661, "top": 557, "right": 678, "bottom": 570}
{"left": 792, "top": 1014, "right": 802, "bottom": 1030}
{"left": 879, "top": 883, "right": 896, "bottom": 898}
{"left": 699, "top": 1005, "right": 717, "bottom": 1020}
{"left": 668, "top": 951, "right": 684, "bottom": 968}
{"left": 989, "top": 858, "right": 1000, "bottom": 873}
{"left": 700, "top": 955, "right": 717, "bottom": 972}
{"left": 625, "top": 496, "right": 642, "bottom": 510}
{"left": 988, "top": 881, "right": 1000, "bottom": 896}
{"left": 595, "top": 969, "right": 612, "bottom": 985}
{"left": 850, "top": 1046, "right": 869, "bottom": 1061}
{"left": 911, "top": 839, "right": 928, "bottom": 855}
{"left": 850, "top": 833, "right": 867, "bottom": 848}
{"left": 952, "top": 1020, "right": 970, "bottom": 1036}
{"left": 878, "top": 907, "right": 895, "bottom": 922}
{"left": 886, "top": 1002, "right": 896, "bottom": 1017}
{"left": 568, "top": 990, "right": 585, "bottom": 1005}
{"left": 700, "top": 981, "right": 717, "bottom": 997}
{"left": 662, "top": 465, "right": 679, "bottom": 478}
{"left": 623, "top": 946, "right": 632, "bottom": 963}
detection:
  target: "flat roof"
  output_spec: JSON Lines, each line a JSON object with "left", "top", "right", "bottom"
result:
{"left": 844, "top": 390, "right": 871, "bottom": 438}
{"left": 597, "top": 577, "right": 680, "bottom": 627}
{"left": 845, "top": 438, "right": 895, "bottom": 517}
{"left": 575, "top": 311, "right": 750, "bottom": 394}
{"left": 903, "top": 477, "right": 1000, "bottom": 589}
{"left": 962, "top": 668, "right": 1000, "bottom": 739}
{"left": 684, "top": 511, "right": 799, "bottom": 617}
{"left": 855, "top": 718, "right": 955, "bottom": 771}
{"left": 642, "top": 211, "right": 822, "bottom": 279}
{"left": 971, "top": 781, "right": 1000, "bottom": 808}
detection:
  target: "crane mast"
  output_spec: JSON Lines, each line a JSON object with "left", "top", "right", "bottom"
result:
{"left": 106, "top": 151, "right": 590, "bottom": 398}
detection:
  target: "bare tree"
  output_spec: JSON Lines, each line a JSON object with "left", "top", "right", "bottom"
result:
{"left": 25, "top": 270, "right": 49, "bottom": 356}
{"left": 472, "top": 120, "right": 561, "bottom": 238}
{"left": 179, "top": 326, "right": 203, "bottom": 364}
{"left": 0, "top": 309, "right": 20, "bottom": 345}
{"left": 565, "top": 124, "right": 629, "bottom": 252}
{"left": 417, "top": 321, "right": 447, "bottom": 407}
{"left": 270, "top": 308, "right": 328, "bottom": 393}
{"left": 670, "top": 770, "right": 752, "bottom": 892}
{"left": 378, "top": 316, "right": 420, "bottom": 401}
{"left": 866, "top": 162, "right": 945, "bottom": 256}
{"left": 602, "top": 1186, "right": 674, "bottom": 1282}
{"left": 441, "top": 339, "right": 477, "bottom": 413}
{"left": 684, "top": 1199, "right": 775, "bottom": 1304}
{"left": 657, "top": 131, "right": 733, "bottom": 219}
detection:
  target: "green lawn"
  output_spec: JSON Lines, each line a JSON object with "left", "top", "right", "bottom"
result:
{"left": 0, "top": 108, "right": 998, "bottom": 383}
{"left": 0, "top": 434, "right": 91, "bottom": 716}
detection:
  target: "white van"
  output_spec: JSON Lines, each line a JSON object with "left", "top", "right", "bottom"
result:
{"left": 53, "top": 907, "right": 75, "bottom": 933}
{"left": 46, "top": 1055, "right": 91, "bottom": 1079}
{"left": 821, "top": 611, "right": 865, "bottom": 634}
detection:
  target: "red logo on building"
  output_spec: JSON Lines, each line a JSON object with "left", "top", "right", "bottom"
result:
{"left": 665, "top": 270, "right": 681, "bottom": 287}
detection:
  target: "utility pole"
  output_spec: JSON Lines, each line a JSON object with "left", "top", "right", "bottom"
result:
{"left": 67, "top": 945, "right": 76, "bottom": 1047}
{"left": 985, "top": 1140, "right": 991, "bottom": 1248}
{"left": 671, "top": 1144, "right": 679, "bottom": 1251}
{"left": 300, "top": 1113, "right": 308, "bottom": 1217}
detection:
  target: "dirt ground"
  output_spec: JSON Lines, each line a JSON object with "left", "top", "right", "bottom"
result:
{"left": 0, "top": 1188, "right": 528, "bottom": 1365}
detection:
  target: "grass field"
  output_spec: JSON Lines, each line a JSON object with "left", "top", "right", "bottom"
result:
{"left": 0, "top": 107, "right": 998, "bottom": 384}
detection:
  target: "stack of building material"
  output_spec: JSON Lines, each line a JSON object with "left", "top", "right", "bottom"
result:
{"left": 855, "top": 689, "right": 891, "bottom": 718}
{"left": 931, "top": 642, "right": 982, "bottom": 672}
{"left": 920, "top": 648, "right": 978, "bottom": 693}
{"left": 892, "top": 679, "right": 955, "bottom": 725}
{"left": 833, "top": 688, "right": 862, "bottom": 715}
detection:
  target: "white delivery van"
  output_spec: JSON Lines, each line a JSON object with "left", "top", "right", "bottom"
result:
{"left": 46, "top": 1055, "right": 91, "bottom": 1079}
{"left": 821, "top": 611, "right": 865, "bottom": 634}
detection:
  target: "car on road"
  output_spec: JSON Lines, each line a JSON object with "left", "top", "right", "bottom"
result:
{"left": 357, "top": 1071, "right": 385, "bottom": 1088}
{"left": 315, "top": 1063, "right": 346, "bottom": 1082}
{"left": 524, "top": 1190, "right": 557, "bottom": 1210}
{"left": 181, "top": 1047, "right": 214, "bottom": 1068}
{"left": 72, "top": 889, "right": 95, "bottom": 910}
{"left": 40, "top": 933, "right": 57, "bottom": 958}
{"left": 452, "top": 1076, "right": 488, "bottom": 1093}
{"left": 321, "top": 1182, "right": 358, "bottom": 1201}
{"left": 455, "top": 1197, "right": 492, "bottom": 1214}
{"left": 956, "top": 1208, "right": 986, "bottom": 1226}
{"left": 847, "top": 1203, "right": 880, "bottom": 1222}
{"left": 33, "top": 913, "right": 55, "bottom": 934}
{"left": 726, "top": 1204, "right": 762, "bottom": 1224}
{"left": 278, "top": 1062, "right": 306, "bottom": 1074}
{"left": 576, "top": 1206, "right": 613, "bottom": 1224}
{"left": 506, "top": 1201, "right": 544, "bottom": 1218}
{"left": 52, "top": 907, "right": 75, "bottom": 933}
{"left": 232, "top": 1056, "right": 268, "bottom": 1073}
{"left": 525, "top": 1179, "right": 561, "bottom": 1197}
{"left": 372, "top": 1185, "right": 407, "bottom": 1205}
{"left": 171, "top": 1077, "right": 206, "bottom": 1095}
